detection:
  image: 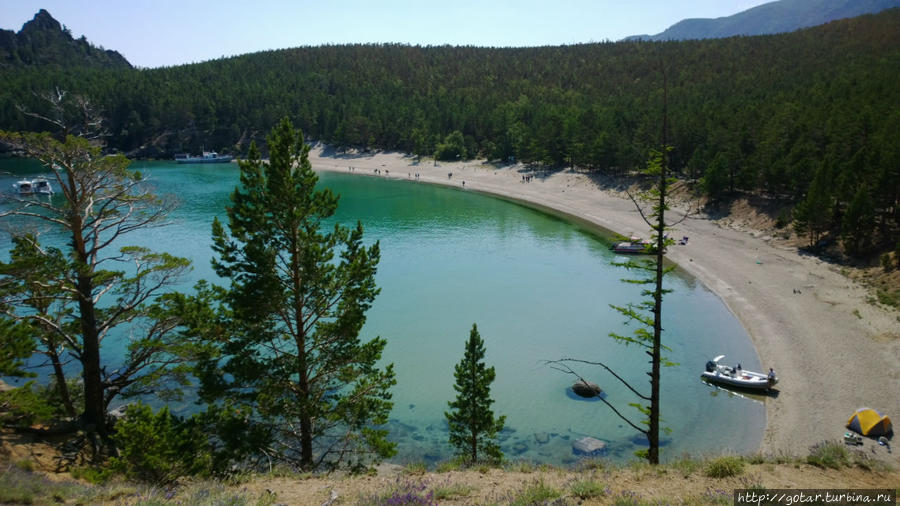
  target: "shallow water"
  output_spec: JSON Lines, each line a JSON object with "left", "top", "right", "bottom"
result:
{"left": 0, "top": 159, "right": 764, "bottom": 465}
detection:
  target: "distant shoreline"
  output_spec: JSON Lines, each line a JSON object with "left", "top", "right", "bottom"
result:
{"left": 308, "top": 147, "right": 900, "bottom": 464}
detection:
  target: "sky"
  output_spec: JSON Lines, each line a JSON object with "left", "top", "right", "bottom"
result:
{"left": 1, "top": 1, "right": 773, "bottom": 68}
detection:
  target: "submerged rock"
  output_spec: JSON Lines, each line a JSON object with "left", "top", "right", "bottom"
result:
{"left": 573, "top": 437, "right": 607, "bottom": 457}
{"left": 571, "top": 380, "right": 602, "bottom": 398}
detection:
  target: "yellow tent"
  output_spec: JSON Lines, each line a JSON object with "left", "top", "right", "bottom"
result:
{"left": 846, "top": 408, "right": 893, "bottom": 436}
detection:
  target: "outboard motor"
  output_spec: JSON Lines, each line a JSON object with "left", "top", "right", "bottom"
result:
{"left": 705, "top": 360, "right": 716, "bottom": 373}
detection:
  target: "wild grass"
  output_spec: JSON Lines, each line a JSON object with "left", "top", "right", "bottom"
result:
{"left": 508, "top": 479, "right": 562, "bottom": 506}
{"left": 806, "top": 440, "right": 851, "bottom": 469}
{"left": 704, "top": 456, "right": 745, "bottom": 478}
{"left": 569, "top": 478, "right": 608, "bottom": 500}
{"left": 432, "top": 482, "right": 473, "bottom": 500}
{"left": 0, "top": 463, "right": 144, "bottom": 505}
{"left": 360, "top": 477, "right": 435, "bottom": 505}
{"left": 130, "top": 483, "right": 278, "bottom": 506}
{"left": 402, "top": 461, "right": 428, "bottom": 476}
{"left": 667, "top": 455, "right": 703, "bottom": 477}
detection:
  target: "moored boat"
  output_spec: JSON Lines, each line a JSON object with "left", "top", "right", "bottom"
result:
{"left": 611, "top": 241, "right": 649, "bottom": 254}
{"left": 175, "top": 151, "right": 233, "bottom": 164}
{"left": 12, "top": 179, "right": 33, "bottom": 194}
{"left": 33, "top": 177, "right": 53, "bottom": 194}
{"left": 701, "top": 355, "right": 777, "bottom": 391}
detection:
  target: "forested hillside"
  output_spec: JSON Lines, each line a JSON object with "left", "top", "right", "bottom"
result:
{"left": 1, "top": 9, "right": 898, "bottom": 255}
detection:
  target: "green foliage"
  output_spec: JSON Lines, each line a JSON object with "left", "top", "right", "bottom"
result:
{"left": 704, "top": 456, "right": 745, "bottom": 478}
{"left": 509, "top": 479, "right": 561, "bottom": 506}
{"left": 109, "top": 403, "right": 210, "bottom": 484}
{"left": 445, "top": 323, "right": 506, "bottom": 465}
{"left": 700, "top": 152, "right": 731, "bottom": 203}
{"left": 0, "top": 380, "right": 71, "bottom": 426}
{"left": 2, "top": 11, "right": 899, "bottom": 253}
{"left": 0, "top": 317, "right": 35, "bottom": 378}
{"left": 432, "top": 482, "right": 473, "bottom": 500}
{"left": 0, "top": 129, "right": 197, "bottom": 443}
{"left": 434, "top": 130, "right": 467, "bottom": 161}
{"left": 191, "top": 118, "right": 395, "bottom": 471}
{"left": 0, "top": 464, "right": 96, "bottom": 505}
{"left": 841, "top": 187, "right": 876, "bottom": 256}
{"left": 792, "top": 167, "right": 833, "bottom": 247}
{"left": 876, "top": 287, "right": 900, "bottom": 308}
{"left": 570, "top": 479, "right": 608, "bottom": 499}
{"left": 806, "top": 441, "right": 850, "bottom": 469}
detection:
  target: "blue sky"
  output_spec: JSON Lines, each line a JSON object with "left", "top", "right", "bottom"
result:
{"left": 2, "top": 1, "right": 772, "bottom": 68}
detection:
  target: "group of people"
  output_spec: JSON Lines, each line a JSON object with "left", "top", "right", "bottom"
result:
{"left": 521, "top": 174, "right": 535, "bottom": 183}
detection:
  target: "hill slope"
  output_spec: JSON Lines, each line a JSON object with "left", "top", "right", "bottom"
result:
{"left": 625, "top": 0, "right": 900, "bottom": 40}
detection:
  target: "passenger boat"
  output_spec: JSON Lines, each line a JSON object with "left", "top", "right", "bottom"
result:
{"left": 33, "top": 177, "right": 53, "bottom": 194}
{"left": 701, "top": 355, "right": 777, "bottom": 391}
{"left": 12, "top": 179, "right": 34, "bottom": 194}
{"left": 12, "top": 177, "right": 54, "bottom": 195}
{"left": 175, "top": 151, "right": 233, "bottom": 164}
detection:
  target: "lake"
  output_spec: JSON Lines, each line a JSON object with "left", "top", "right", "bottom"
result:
{"left": 0, "top": 158, "right": 765, "bottom": 465}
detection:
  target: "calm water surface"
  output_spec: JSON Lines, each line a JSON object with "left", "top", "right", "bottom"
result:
{"left": 0, "top": 159, "right": 765, "bottom": 465}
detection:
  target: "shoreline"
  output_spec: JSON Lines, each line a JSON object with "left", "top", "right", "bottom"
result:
{"left": 308, "top": 147, "right": 899, "bottom": 463}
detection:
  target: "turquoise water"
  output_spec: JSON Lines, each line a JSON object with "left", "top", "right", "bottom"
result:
{"left": 0, "top": 159, "right": 765, "bottom": 465}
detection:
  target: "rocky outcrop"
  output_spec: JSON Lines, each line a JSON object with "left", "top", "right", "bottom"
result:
{"left": 1, "top": 9, "right": 131, "bottom": 68}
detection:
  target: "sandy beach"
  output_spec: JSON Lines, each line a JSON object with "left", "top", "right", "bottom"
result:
{"left": 309, "top": 147, "right": 900, "bottom": 462}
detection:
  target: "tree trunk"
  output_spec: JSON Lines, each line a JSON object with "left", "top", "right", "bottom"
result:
{"left": 70, "top": 208, "right": 106, "bottom": 439}
{"left": 76, "top": 272, "right": 105, "bottom": 437}
{"left": 647, "top": 71, "right": 670, "bottom": 466}
{"left": 292, "top": 234, "right": 314, "bottom": 468}
{"left": 48, "top": 348, "right": 76, "bottom": 418}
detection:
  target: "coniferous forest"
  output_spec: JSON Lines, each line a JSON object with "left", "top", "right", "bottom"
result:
{"left": 1, "top": 9, "right": 899, "bottom": 255}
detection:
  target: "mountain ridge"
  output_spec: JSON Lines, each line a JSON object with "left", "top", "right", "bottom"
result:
{"left": 624, "top": 0, "right": 900, "bottom": 41}
{"left": 0, "top": 9, "right": 131, "bottom": 69}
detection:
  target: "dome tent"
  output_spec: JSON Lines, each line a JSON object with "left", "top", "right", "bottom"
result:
{"left": 846, "top": 408, "right": 892, "bottom": 436}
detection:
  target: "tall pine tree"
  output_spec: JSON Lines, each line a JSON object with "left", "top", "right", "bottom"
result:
{"left": 445, "top": 323, "right": 505, "bottom": 464}
{"left": 195, "top": 117, "right": 395, "bottom": 471}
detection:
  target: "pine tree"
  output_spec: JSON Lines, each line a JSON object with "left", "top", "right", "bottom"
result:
{"left": 195, "top": 117, "right": 395, "bottom": 471}
{"left": 445, "top": 323, "right": 506, "bottom": 464}
{"left": 841, "top": 186, "right": 876, "bottom": 256}
{"left": 1, "top": 109, "right": 195, "bottom": 457}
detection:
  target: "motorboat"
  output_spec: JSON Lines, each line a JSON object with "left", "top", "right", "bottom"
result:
{"left": 701, "top": 355, "right": 777, "bottom": 391}
{"left": 12, "top": 179, "right": 34, "bottom": 195}
{"left": 175, "top": 151, "right": 233, "bottom": 164}
{"left": 12, "top": 177, "right": 54, "bottom": 195}
{"left": 32, "top": 177, "right": 53, "bottom": 194}
{"left": 611, "top": 240, "right": 649, "bottom": 254}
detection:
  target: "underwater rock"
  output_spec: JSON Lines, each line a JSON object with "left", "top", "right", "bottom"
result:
{"left": 512, "top": 441, "right": 529, "bottom": 455}
{"left": 571, "top": 380, "right": 602, "bottom": 398}
{"left": 572, "top": 437, "right": 607, "bottom": 457}
{"left": 533, "top": 432, "right": 550, "bottom": 445}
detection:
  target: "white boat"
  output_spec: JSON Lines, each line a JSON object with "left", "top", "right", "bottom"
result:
{"left": 12, "top": 179, "right": 34, "bottom": 194}
{"left": 33, "top": 177, "right": 53, "bottom": 194}
{"left": 12, "top": 178, "right": 54, "bottom": 195}
{"left": 701, "top": 355, "right": 777, "bottom": 391}
{"left": 175, "top": 151, "right": 233, "bottom": 164}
